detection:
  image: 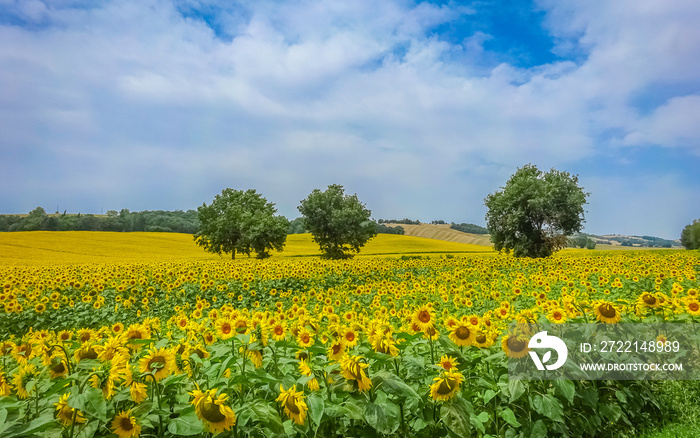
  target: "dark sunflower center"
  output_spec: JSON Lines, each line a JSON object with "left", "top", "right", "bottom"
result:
{"left": 437, "top": 378, "right": 456, "bottom": 394}
{"left": 221, "top": 324, "right": 231, "bottom": 335}
{"left": 193, "top": 349, "right": 206, "bottom": 358}
{"left": 274, "top": 326, "right": 284, "bottom": 335}
{"left": 475, "top": 333, "right": 487, "bottom": 344}
{"left": 52, "top": 362, "right": 66, "bottom": 374}
{"left": 148, "top": 356, "right": 166, "bottom": 371}
{"left": 643, "top": 294, "right": 657, "bottom": 305}
{"left": 201, "top": 397, "right": 226, "bottom": 423}
{"left": 331, "top": 344, "right": 342, "bottom": 354}
{"left": 599, "top": 304, "right": 617, "bottom": 318}
{"left": 345, "top": 332, "right": 355, "bottom": 342}
{"left": 120, "top": 417, "right": 134, "bottom": 431}
{"left": 301, "top": 334, "right": 310, "bottom": 344}
{"left": 83, "top": 348, "right": 98, "bottom": 360}
{"left": 129, "top": 331, "right": 142, "bottom": 340}
{"left": 508, "top": 337, "right": 526, "bottom": 353}
{"left": 455, "top": 326, "right": 470, "bottom": 340}
{"left": 285, "top": 397, "right": 301, "bottom": 414}
{"left": 418, "top": 311, "right": 431, "bottom": 323}
{"left": 690, "top": 302, "right": 699, "bottom": 312}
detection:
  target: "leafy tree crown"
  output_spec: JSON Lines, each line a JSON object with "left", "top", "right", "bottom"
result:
{"left": 298, "top": 184, "right": 377, "bottom": 259}
{"left": 484, "top": 164, "right": 589, "bottom": 258}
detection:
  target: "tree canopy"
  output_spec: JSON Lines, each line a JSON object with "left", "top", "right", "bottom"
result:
{"left": 194, "top": 189, "right": 288, "bottom": 259}
{"left": 681, "top": 220, "right": 700, "bottom": 250}
{"left": 298, "top": 184, "right": 377, "bottom": 259}
{"left": 484, "top": 164, "right": 589, "bottom": 258}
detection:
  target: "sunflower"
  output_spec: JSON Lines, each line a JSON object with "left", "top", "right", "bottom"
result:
{"left": 111, "top": 410, "right": 141, "bottom": 438}
{"left": 13, "top": 363, "right": 38, "bottom": 399}
{"left": 449, "top": 322, "right": 475, "bottom": 347}
{"left": 215, "top": 318, "right": 235, "bottom": 340}
{"left": 370, "top": 333, "right": 399, "bottom": 356}
{"left": 342, "top": 328, "right": 359, "bottom": 348}
{"left": 296, "top": 329, "right": 314, "bottom": 349}
{"left": 340, "top": 355, "right": 372, "bottom": 392}
{"left": 138, "top": 347, "right": 176, "bottom": 381}
{"left": 594, "top": 300, "right": 622, "bottom": 324}
{"left": 48, "top": 354, "right": 69, "bottom": 379}
{"left": 473, "top": 330, "right": 496, "bottom": 348}
{"left": 437, "top": 355, "right": 459, "bottom": 371}
{"left": 412, "top": 305, "right": 435, "bottom": 331}
{"left": 271, "top": 322, "right": 287, "bottom": 341}
{"left": 685, "top": 299, "right": 700, "bottom": 316}
{"left": 0, "top": 372, "right": 12, "bottom": 396}
{"left": 276, "top": 385, "right": 308, "bottom": 425}
{"left": 76, "top": 328, "right": 99, "bottom": 344}
{"left": 190, "top": 388, "right": 237, "bottom": 434}
{"left": 112, "top": 322, "right": 125, "bottom": 334}
{"left": 130, "top": 380, "right": 148, "bottom": 404}
{"left": 125, "top": 324, "right": 150, "bottom": 350}
{"left": 299, "top": 360, "right": 320, "bottom": 391}
{"left": 501, "top": 334, "right": 529, "bottom": 359}
{"left": 547, "top": 308, "right": 568, "bottom": 324}
{"left": 55, "top": 393, "right": 86, "bottom": 426}
{"left": 638, "top": 292, "right": 660, "bottom": 309}
{"left": 327, "top": 340, "right": 346, "bottom": 361}
{"left": 430, "top": 369, "right": 464, "bottom": 401}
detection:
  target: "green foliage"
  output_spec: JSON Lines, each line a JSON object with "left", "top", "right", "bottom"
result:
{"left": 681, "top": 220, "right": 700, "bottom": 250}
{"left": 0, "top": 208, "right": 200, "bottom": 233}
{"left": 298, "top": 184, "right": 377, "bottom": 259}
{"left": 375, "top": 223, "right": 405, "bottom": 235}
{"left": 450, "top": 222, "right": 489, "bottom": 234}
{"left": 195, "top": 188, "right": 289, "bottom": 259}
{"left": 484, "top": 164, "right": 588, "bottom": 258}
{"left": 378, "top": 218, "right": 421, "bottom": 225}
{"left": 287, "top": 217, "right": 307, "bottom": 234}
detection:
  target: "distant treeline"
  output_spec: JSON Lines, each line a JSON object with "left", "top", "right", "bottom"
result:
{"left": 290, "top": 217, "right": 405, "bottom": 235}
{"left": 449, "top": 222, "right": 489, "bottom": 235}
{"left": 1, "top": 208, "right": 411, "bottom": 236}
{"left": 378, "top": 218, "right": 421, "bottom": 225}
{"left": 0, "top": 207, "right": 200, "bottom": 233}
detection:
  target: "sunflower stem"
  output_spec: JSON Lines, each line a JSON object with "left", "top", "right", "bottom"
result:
{"left": 48, "top": 344, "right": 73, "bottom": 375}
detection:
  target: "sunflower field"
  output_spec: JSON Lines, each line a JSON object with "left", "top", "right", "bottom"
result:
{"left": 0, "top": 233, "right": 699, "bottom": 437}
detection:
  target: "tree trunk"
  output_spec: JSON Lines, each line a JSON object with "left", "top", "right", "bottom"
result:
{"left": 231, "top": 249, "right": 236, "bottom": 260}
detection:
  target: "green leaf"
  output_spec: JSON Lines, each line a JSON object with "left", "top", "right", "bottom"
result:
{"left": 440, "top": 399, "right": 472, "bottom": 437}
{"left": 374, "top": 370, "right": 421, "bottom": 409}
{"left": 69, "top": 388, "right": 108, "bottom": 422}
{"left": 364, "top": 402, "right": 399, "bottom": 435}
{"left": 553, "top": 379, "right": 576, "bottom": 404}
{"left": 4, "top": 412, "right": 58, "bottom": 438}
{"left": 249, "top": 401, "right": 284, "bottom": 433}
{"left": 600, "top": 403, "right": 622, "bottom": 422}
{"left": 531, "top": 394, "right": 564, "bottom": 423}
{"left": 75, "top": 420, "right": 100, "bottom": 438}
{"left": 168, "top": 410, "right": 205, "bottom": 436}
{"left": 307, "top": 393, "right": 325, "bottom": 428}
{"left": 483, "top": 389, "right": 497, "bottom": 404}
{"left": 499, "top": 408, "right": 521, "bottom": 428}
{"left": 529, "top": 419, "right": 548, "bottom": 438}
{"left": 508, "top": 379, "right": 526, "bottom": 402}
{"left": 471, "top": 412, "right": 489, "bottom": 433}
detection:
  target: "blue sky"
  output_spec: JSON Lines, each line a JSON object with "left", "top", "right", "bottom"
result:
{"left": 1, "top": 0, "right": 699, "bottom": 239}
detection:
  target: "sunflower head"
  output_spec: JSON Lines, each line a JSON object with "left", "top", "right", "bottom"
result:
{"left": 189, "top": 387, "right": 237, "bottom": 433}
{"left": 276, "top": 385, "right": 308, "bottom": 425}
{"left": 430, "top": 369, "right": 464, "bottom": 401}
{"left": 55, "top": 393, "right": 86, "bottom": 426}
{"left": 111, "top": 410, "right": 141, "bottom": 438}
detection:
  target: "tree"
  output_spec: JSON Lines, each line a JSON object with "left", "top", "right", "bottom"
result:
{"left": 681, "top": 219, "right": 700, "bottom": 250}
{"left": 484, "top": 164, "right": 589, "bottom": 258}
{"left": 298, "top": 184, "right": 377, "bottom": 259}
{"left": 194, "top": 189, "right": 289, "bottom": 259}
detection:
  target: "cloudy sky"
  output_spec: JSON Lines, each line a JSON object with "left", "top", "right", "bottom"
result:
{"left": 1, "top": 0, "right": 699, "bottom": 239}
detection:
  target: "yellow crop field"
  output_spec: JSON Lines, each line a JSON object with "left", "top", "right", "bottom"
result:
{"left": 0, "top": 232, "right": 698, "bottom": 437}
{"left": 0, "top": 231, "right": 491, "bottom": 266}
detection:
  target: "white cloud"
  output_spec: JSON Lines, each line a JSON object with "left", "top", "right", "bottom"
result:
{"left": 0, "top": 0, "right": 698, "bottom": 234}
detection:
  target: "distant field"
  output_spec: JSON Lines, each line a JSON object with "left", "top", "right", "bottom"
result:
{"left": 384, "top": 223, "right": 493, "bottom": 246}
{"left": 0, "top": 231, "right": 491, "bottom": 266}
